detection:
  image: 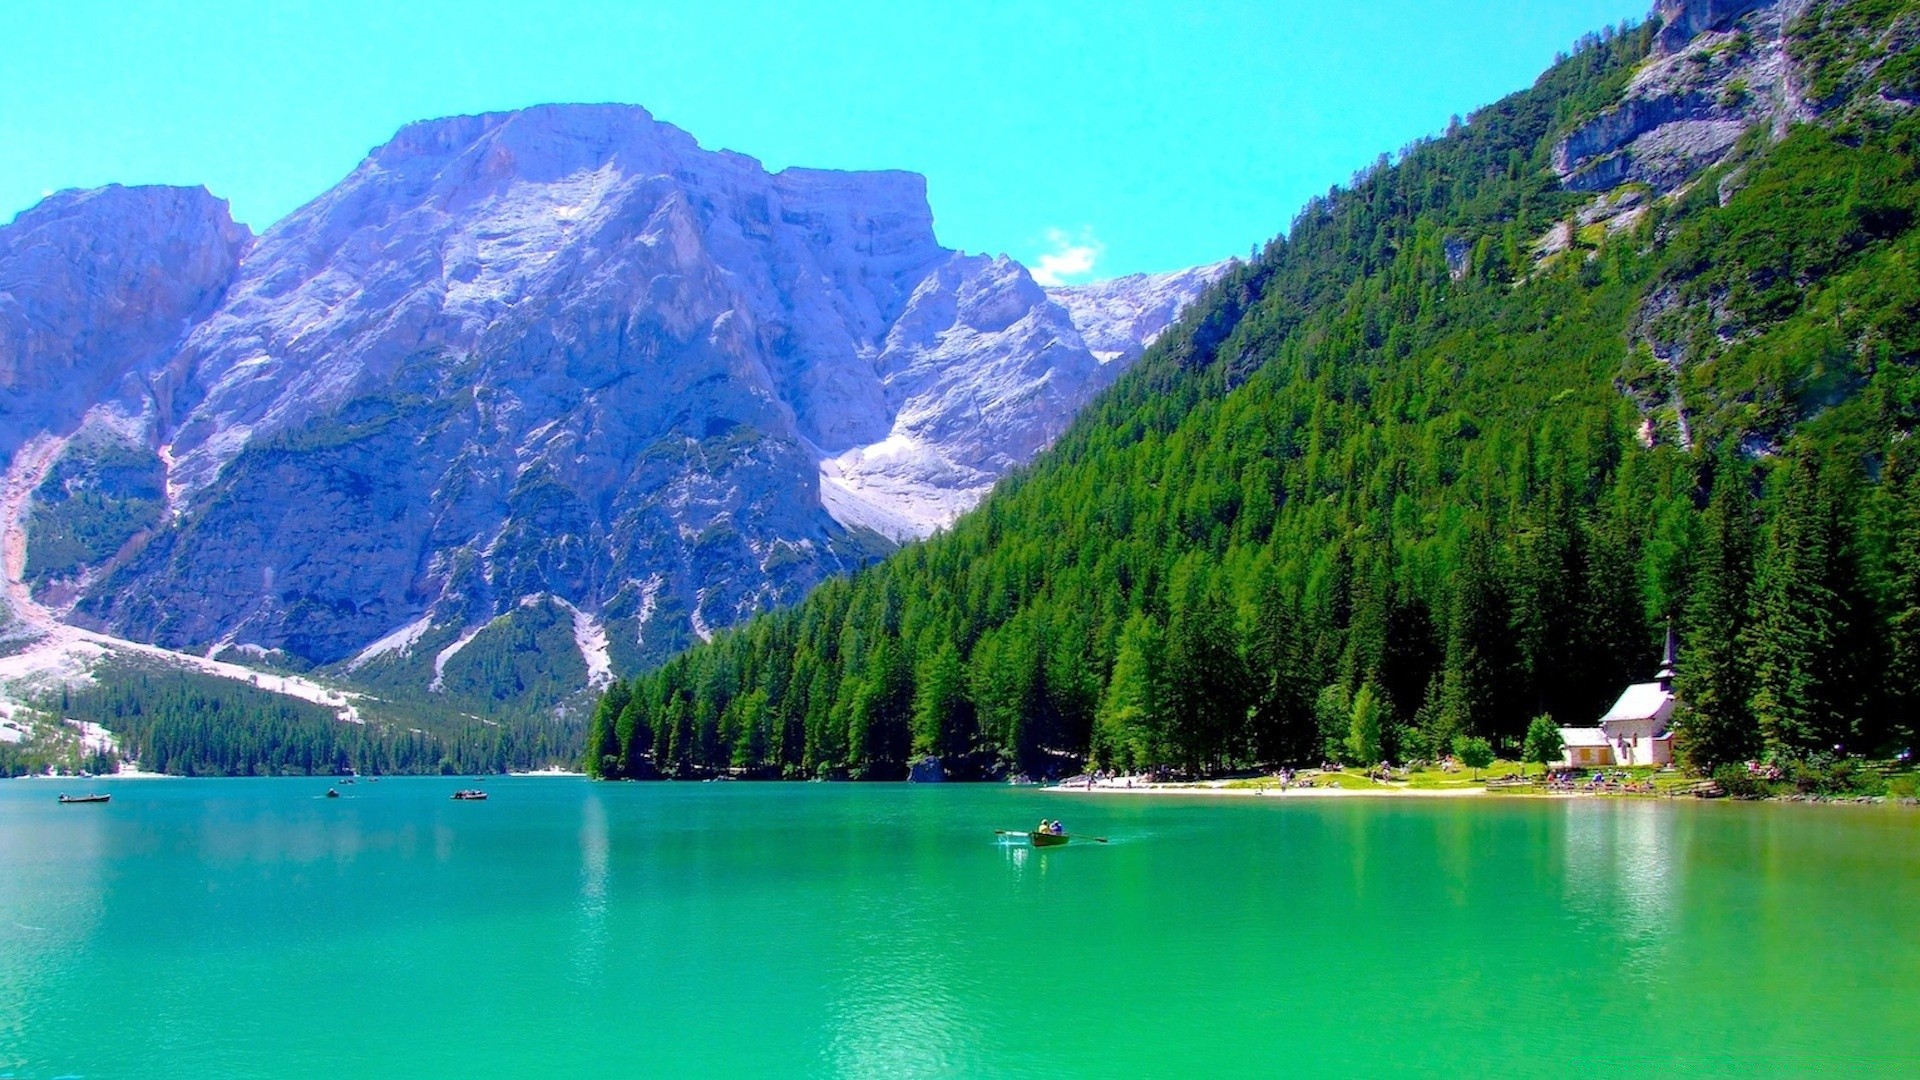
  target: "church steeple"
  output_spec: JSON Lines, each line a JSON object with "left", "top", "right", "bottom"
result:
{"left": 1657, "top": 622, "right": 1678, "bottom": 692}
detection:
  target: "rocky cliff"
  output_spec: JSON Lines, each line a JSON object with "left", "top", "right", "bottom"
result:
{"left": 0, "top": 105, "right": 1218, "bottom": 711}
{"left": 0, "top": 186, "right": 250, "bottom": 467}
{"left": 1555, "top": 0, "right": 1814, "bottom": 194}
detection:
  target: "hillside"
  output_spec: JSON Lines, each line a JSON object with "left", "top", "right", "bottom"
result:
{"left": 590, "top": 0, "right": 1920, "bottom": 781}
{"left": 0, "top": 107, "right": 1218, "bottom": 737}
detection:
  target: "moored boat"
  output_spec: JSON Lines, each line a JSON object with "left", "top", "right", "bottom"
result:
{"left": 58, "top": 793, "right": 110, "bottom": 804}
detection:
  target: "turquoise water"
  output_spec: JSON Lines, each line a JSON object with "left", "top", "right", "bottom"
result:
{"left": 1, "top": 779, "right": 1916, "bottom": 1077}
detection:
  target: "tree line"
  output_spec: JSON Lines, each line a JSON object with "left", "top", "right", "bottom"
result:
{"left": 56, "top": 670, "right": 577, "bottom": 776}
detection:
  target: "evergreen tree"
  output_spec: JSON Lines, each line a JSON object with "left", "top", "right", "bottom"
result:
{"left": 1094, "top": 614, "right": 1167, "bottom": 772}
{"left": 1748, "top": 449, "right": 1857, "bottom": 758}
{"left": 1675, "top": 454, "right": 1759, "bottom": 769}
{"left": 1885, "top": 453, "right": 1920, "bottom": 754}
{"left": 911, "top": 642, "right": 973, "bottom": 760}
{"left": 585, "top": 679, "right": 628, "bottom": 777}
{"left": 1314, "top": 684, "right": 1352, "bottom": 765}
{"left": 1346, "top": 683, "right": 1386, "bottom": 765}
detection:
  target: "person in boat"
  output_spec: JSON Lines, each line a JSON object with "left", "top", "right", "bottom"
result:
{"left": 1050, "top": 820, "right": 1065, "bottom": 835}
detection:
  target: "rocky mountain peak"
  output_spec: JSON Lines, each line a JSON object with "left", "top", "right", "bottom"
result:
{"left": 0, "top": 184, "right": 249, "bottom": 466}
{"left": 0, "top": 105, "right": 1222, "bottom": 708}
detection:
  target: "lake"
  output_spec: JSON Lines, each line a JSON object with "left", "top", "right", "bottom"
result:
{"left": 1, "top": 779, "right": 1915, "bottom": 1077}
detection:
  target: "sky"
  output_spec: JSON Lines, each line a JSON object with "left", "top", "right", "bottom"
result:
{"left": 1, "top": 1, "right": 1649, "bottom": 282}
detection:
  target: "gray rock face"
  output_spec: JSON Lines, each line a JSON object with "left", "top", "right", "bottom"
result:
{"left": 0, "top": 186, "right": 250, "bottom": 467}
{"left": 1656, "top": 0, "right": 1775, "bottom": 54}
{"left": 823, "top": 258, "right": 1228, "bottom": 539}
{"left": 0, "top": 105, "right": 1216, "bottom": 698}
{"left": 1556, "top": 0, "right": 1810, "bottom": 194}
{"left": 1046, "top": 262, "right": 1231, "bottom": 364}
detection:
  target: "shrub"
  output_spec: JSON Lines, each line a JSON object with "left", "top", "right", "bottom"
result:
{"left": 1712, "top": 763, "right": 1781, "bottom": 799}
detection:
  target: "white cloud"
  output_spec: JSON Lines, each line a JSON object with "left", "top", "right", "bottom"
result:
{"left": 1029, "top": 227, "right": 1104, "bottom": 286}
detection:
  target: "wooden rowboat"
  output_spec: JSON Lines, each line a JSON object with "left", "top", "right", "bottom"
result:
{"left": 995, "top": 828, "right": 1107, "bottom": 846}
{"left": 58, "top": 793, "right": 110, "bottom": 804}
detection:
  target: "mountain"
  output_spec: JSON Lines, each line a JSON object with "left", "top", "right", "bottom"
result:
{"left": 0, "top": 105, "right": 1219, "bottom": 723}
{"left": 0, "top": 185, "right": 249, "bottom": 482}
{"left": 590, "top": 0, "right": 1920, "bottom": 781}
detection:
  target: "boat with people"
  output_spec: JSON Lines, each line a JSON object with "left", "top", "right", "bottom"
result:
{"left": 452, "top": 789, "right": 489, "bottom": 801}
{"left": 995, "top": 819, "right": 1103, "bottom": 847}
{"left": 57, "top": 793, "right": 110, "bottom": 804}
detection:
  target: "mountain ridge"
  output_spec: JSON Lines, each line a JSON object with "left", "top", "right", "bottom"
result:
{"left": 0, "top": 103, "right": 1221, "bottom": 724}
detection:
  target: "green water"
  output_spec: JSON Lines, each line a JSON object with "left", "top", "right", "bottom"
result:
{"left": 1, "top": 780, "right": 1915, "bottom": 1077}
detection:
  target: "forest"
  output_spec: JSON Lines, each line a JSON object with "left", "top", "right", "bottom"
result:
{"left": 49, "top": 669, "right": 574, "bottom": 776}
{"left": 588, "top": 5, "right": 1920, "bottom": 783}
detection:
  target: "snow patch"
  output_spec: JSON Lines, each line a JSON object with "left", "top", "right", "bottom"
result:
{"left": 67, "top": 719, "right": 119, "bottom": 756}
{"left": 550, "top": 596, "right": 615, "bottom": 687}
{"left": 346, "top": 615, "right": 435, "bottom": 670}
{"left": 818, "top": 444, "right": 980, "bottom": 541}
{"left": 429, "top": 623, "right": 489, "bottom": 693}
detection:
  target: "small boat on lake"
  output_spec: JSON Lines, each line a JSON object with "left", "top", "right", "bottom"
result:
{"left": 58, "top": 793, "right": 110, "bottom": 804}
{"left": 325, "top": 788, "right": 340, "bottom": 799}
{"left": 452, "top": 789, "right": 488, "bottom": 801}
{"left": 995, "top": 824, "right": 1104, "bottom": 847}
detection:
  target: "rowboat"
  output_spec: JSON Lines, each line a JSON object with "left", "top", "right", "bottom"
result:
{"left": 58, "top": 793, "right": 110, "bottom": 804}
{"left": 995, "top": 827, "right": 1108, "bottom": 846}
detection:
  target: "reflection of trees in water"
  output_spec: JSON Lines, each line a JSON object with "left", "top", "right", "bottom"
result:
{"left": 570, "top": 792, "right": 609, "bottom": 986}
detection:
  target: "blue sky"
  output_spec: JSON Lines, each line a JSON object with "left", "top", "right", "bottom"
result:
{"left": 2, "top": 1, "right": 1647, "bottom": 280}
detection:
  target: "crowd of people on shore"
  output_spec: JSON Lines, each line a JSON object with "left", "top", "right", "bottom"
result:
{"left": 1543, "top": 769, "right": 1655, "bottom": 794}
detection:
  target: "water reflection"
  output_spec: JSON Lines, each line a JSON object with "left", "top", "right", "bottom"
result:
{"left": 1561, "top": 800, "right": 1679, "bottom": 977}
{"left": 571, "top": 791, "right": 609, "bottom": 984}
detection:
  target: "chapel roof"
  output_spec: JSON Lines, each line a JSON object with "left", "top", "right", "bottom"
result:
{"left": 1600, "top": 681, "right": 1673, "bottom": 724}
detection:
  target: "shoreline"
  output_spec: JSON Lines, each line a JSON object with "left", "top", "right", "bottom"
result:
{"left": 1046, "top": 782, "right": 1491, "bottom": 799}
{"left": 1042, "top": 780, "right": 1915, "bottom": 806}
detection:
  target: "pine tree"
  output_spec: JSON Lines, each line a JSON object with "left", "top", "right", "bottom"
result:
{"left": 1093, "top": 613, "right": 1166, "bottom": 772}
{"left": 1247, "top": 577, "right": 1316, "bottom": 765}
{"left": 1675, "top": 455, "right": 1759, "bottom": 769}
{"left": 1885, "top": 452, "right": 1920, "bottom": 754}
{"left": 1314, "top": 683, "right": 1352, "bottom": 765}
{"left": 1748, "top": 449, "right": 1859, "bottom": 758}
{"left": 911, "top": 642, "right": 972, "bottom": 760}
{"left": 586, "top": 679, "right": 629, "bottom": 777}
